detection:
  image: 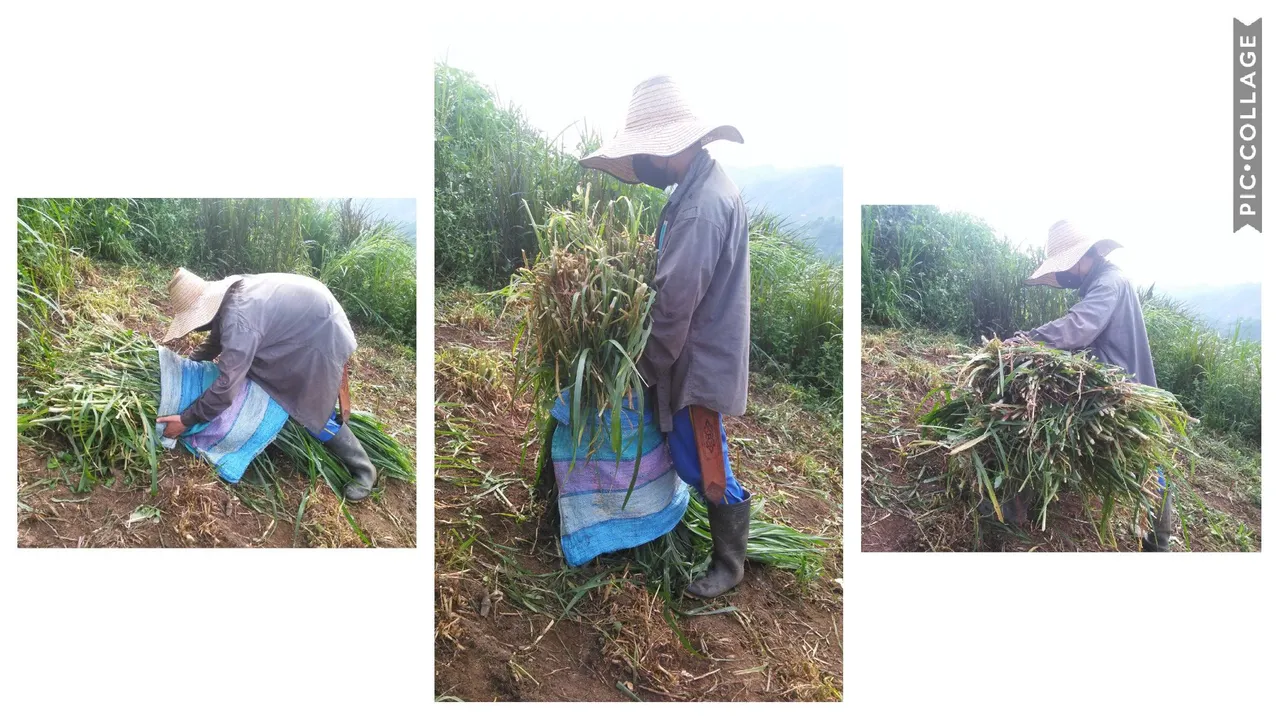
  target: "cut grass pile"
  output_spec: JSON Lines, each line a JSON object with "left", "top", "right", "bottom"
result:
{"left": 19, "top": 324, "right": 161, "bottom": 491}
{"left": 19, "top": 324, "right": 413, "bottom": 500}
{"left": 916, "top": 337, "right": 1194, "bottom": 543}
{"left": 508, "top": 187, "right": 656, "bottom": 468}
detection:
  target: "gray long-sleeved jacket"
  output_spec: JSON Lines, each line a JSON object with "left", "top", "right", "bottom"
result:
{"left": 1028, "top": 260, "right": 1158, "bottom": 387}
{"left": 178, "top": 273, "right": 358, "bottom": 434}
{"left": 638, "top": 149, "right": 751, "bottom": 433}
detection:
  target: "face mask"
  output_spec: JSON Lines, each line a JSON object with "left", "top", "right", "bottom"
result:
{"left": 633, "top": 155, "right": 675, "bottom": 190}
{"left": 1055, "top": 271, "right": 1084, "bottom": 289}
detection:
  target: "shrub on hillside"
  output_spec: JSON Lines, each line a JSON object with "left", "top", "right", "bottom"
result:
{"left": 434, "top": 62, "right": 664, "bottom": 290}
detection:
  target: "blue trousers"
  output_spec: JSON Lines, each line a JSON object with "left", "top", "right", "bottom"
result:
{"left": 669, "top": 406, "right": 749, "bottom": 505}
{"left": 308, "top": 410, "right": 342, "bottom": 442}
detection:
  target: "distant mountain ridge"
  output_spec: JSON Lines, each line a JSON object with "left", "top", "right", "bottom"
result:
{"left": 1160, "top": 282, "right": 1261, "bottom": 341}
{"left": 724, "top": 164, "right": 843, "bottom": 260}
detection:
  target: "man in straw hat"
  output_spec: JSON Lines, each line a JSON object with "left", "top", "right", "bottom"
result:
{"left": 580, "top": 76, "right": 753, "bottom": 597}
{"left": 154, "top": 268, "right": 378, "bottom": 502}
{"left": 1013, "top": 219, "right": 1171, "bottom": 551}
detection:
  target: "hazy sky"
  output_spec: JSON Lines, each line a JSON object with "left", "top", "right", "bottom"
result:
{"left": 434, "top": 23, "right": 846, "bottom": 170}
{"left": 314, "top": 197, "right": 415, "bottom": 224}
{"left": 849, "top": 4, "right": 1268, "bottom": 292}
{"left": 937, "top": 192, "right": 1264, "bottom": 291}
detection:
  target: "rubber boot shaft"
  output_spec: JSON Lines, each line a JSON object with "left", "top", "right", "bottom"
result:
{"left": 687, "top": 492, "right": 751, "bottom": 598}
{"left": 1142, "top": 484, "right": 1174, "bottom": 552}
{"left": 324, "top": 423, "right": 377, "bottom": 502}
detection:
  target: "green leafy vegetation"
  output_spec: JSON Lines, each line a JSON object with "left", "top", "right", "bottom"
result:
{"left": 1141, "top": 292, "right": 1261, "bottom": 443}
{"left": 16, "top": 197, "right": 417, "bottom": 354}
{"left": 434, "top": 62, "right": 665, "bottom": 290}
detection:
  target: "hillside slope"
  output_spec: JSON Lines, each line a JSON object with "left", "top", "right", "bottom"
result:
{"left": 435, "top": 290, "right": 845, "bottom": 701}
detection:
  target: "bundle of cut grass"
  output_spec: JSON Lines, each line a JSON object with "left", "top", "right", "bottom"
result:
{"left": 271, "top": 412, "right": 414, "bottom": 494}
{"left": 509, "top": 185, "right": 656, "bottom": 468}
{"left": 20, "top": 325, "right": 161, "bottom": 491}
{"left": 19, "top": 324, "right": 414, "bottom": 496}
{"left": 917, "top": 338, "right": 1194, "bottom": 539}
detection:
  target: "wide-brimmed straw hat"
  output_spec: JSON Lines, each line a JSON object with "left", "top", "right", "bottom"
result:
{"left": 579, "top": 75, "right": 743, "bottom": 184}
{"left": 162, "top": 267, "right": 241, "bottom": 342}
{"left": 1025, "top": 220, "right": 1122, "bottom": 288}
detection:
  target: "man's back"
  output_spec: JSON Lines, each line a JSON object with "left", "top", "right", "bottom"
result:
{"left": 1029, "top": 261, "right": 1157, "bottom": 387}
{"left": 228, "top": 274, "right": 353, "bottom": 347}
{"left": 642, "top": 149, "right": 752, "bottom": 432}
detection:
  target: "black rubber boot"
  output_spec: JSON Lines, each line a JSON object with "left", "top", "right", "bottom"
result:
{"left": 977, "top": 489, "right": 1031, "bottom": 527}
{"left": 1141, "top": 484, "right": 1174, "bottom": 552}
{"left": 324, "top": 424, "right": 377, "bottom": 502}
{"left": 687, "top": 492, "right": 751, "bottom": 598}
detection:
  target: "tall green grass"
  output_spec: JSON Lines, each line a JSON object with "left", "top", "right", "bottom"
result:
{"left": 434, "top": 62, "right": 665, "bottom": 290}
{"left": 861, "top": 204, "right": 1072, "bottom": 338}
{"left": 17, "top": 200, "right": 81, "bottom": 378}
{"left": 320, "top": 225, "right": 417, "bottom": 336}
{"left": 1141, "top": 293, "right": 1261, "bottom": 443}
{"left": 749, "top": 211, "right": 844, "bottom": 401}
{"left": 14, "top": 197, "right": 417, "bottom": 342}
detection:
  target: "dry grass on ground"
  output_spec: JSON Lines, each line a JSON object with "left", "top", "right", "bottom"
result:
{"left": 433, "top": 291, "right": 844, "bottom": 701}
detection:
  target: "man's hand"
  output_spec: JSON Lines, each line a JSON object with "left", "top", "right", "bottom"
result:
{"left": 1002, "top": 332, "right": 1033, "bottom": 346}
{"left": 157, "top": 415, "right": 187, "bottom": 439}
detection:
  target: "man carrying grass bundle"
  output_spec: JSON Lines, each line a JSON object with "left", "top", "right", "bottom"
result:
{"left": 579, "top": 76, "right": 753, "bottom": 596}
{"left": 1010, "top": 219, "right": 1171, "bottom": 551}
{"left": 154, "top": 268, "right": 378, "bottom": 501}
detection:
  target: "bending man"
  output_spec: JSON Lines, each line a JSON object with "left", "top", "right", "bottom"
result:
{"left": 155, "top": 268, "right": 377, "bottom": 502}
{"left": 1016, "top": 220, "right": 1168, "bottom": 551}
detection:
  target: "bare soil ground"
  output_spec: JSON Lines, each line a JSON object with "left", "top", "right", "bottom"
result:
{"left": 16, "top": 263, "right": 417, "bottom": 548}
{"left": 860, "top": 327, "right": 1262, "bottom": 552}
{"left": 433, "top": 294, "right": 844, "bottom": 701}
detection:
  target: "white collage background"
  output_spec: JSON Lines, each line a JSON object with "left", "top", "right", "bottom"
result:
{"left": 2, "top": 1, "right": 1274, "bottom": 718}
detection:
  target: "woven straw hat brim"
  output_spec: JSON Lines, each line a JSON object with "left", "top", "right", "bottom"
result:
{"left": 163, "top": 273, "right": 241, "bottom": 342}
{"left": 1025, "top": 238, "right": 1122, "bottom": 287}
{"left": 580, "top": 122, "right": 743, "bottom": 184}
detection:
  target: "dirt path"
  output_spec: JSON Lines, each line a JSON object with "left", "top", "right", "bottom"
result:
{"left": 860, "top": 327, "right": 1262, "bottom": 552}
{"left": 434, "top": 307, "right": 844, "bottom": 701}
{"left": 16, "top": 263, "right": 417, "bottom": 549}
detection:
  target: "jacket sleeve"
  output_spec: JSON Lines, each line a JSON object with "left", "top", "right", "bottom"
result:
{"left": 187, "top": 321, "right": 223, "bottom": 362}
{"left": 1029, "top": 280, "right": 1121, "bottom": 350}
{"left": 179, "top": 319, "right": 260, "bottom": 427}
{"left": 639, "top": 212, "right": 724, "bottom": 381}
